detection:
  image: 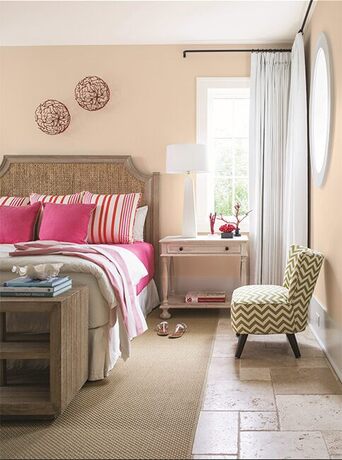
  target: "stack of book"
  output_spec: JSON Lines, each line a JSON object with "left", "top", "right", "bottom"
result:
{"left": 185, "top": 291, "right": 226, "bottom": 304}
{"left": 0, "top": 276, "right": 72, "bottom": 297}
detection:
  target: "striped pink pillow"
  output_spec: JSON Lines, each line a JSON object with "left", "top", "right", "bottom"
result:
{"left": 0, "top": 196, "right": 30, "bottom": 206}
{"left": 82, "top": 191, "right": 141, "bottom": 244}
{"left": 30, "top": 192, "right": 82, "bottom": 205}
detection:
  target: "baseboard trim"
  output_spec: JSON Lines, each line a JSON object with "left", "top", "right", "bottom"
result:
{"left": 309, "top": 297, "right": 342, "bottom": 382}
{"left": 309, "top": 323, "right": 342, "bottom": 381}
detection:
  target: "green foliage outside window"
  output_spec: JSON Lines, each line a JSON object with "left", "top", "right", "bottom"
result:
{"left": 214, "top": 139, "right": 248, "bottom": 216}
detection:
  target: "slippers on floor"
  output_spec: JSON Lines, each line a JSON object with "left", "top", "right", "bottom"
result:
{"left": 155, "top": 321, "right": 169, "bottom": 336}
{"left": 168, "top": 322, "right": 188, "bottom": 339}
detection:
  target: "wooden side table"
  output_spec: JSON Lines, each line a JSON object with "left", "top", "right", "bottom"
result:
{"left": 0, "top": 286, "right": 89, "bottom": 419}
{"left": 159, "top": 235, "right": 249, "bottom": 319}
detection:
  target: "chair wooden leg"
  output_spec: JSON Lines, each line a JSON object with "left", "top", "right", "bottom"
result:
{"left": 286, "top": 333, "right": 301, "bottom": 358}
{"left": 235, "top": 334, "right": 248, "bottom": 359}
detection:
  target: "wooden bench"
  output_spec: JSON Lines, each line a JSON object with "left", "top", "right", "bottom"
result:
{"left": 0, "top": 286, "right": 89, "bottom": 419}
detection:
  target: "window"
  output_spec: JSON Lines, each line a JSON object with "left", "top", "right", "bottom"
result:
{"left": 196, "top": 78, "right": 250, "bottom": 231}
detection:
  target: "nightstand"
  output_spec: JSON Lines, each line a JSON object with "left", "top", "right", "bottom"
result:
{"left": 159, "top": 235, "right": 249, "bottom": 319}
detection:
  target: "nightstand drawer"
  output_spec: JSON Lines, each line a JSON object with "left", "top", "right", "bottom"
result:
{"left": 166, "top": 243, "right": 241, "bottom": 254}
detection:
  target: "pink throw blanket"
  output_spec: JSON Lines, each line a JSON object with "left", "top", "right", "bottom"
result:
{"left": 10, "top": 242, "right": 148, "bottom": 339}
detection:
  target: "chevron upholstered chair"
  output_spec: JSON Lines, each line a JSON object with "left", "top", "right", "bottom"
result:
{"left": 231, "top": 244, "right": 324, "bottom": 359}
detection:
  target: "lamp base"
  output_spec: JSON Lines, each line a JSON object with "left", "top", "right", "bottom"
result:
{"left": 182, "top": 174, "right": 197, "bottom": 238}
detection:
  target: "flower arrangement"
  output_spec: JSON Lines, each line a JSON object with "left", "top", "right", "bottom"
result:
{"left": 218, "top": 201, "right": 252, "bottom": 237}
{"left": 219, "top": 223, "right": 235, "bottom": 239}
{"left": 219, "top": 223, "right": 235, "bottom": 234}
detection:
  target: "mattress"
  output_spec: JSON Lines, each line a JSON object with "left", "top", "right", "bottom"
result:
{"left": 0, "top": 243, "right": 160, "bottom": 379}
{"left": 0, "top": 243, "right": 150, "bottom": 329}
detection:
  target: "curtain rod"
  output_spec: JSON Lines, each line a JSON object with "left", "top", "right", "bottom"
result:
{"left": 298, "top": 0, "right": 314, "bottom": 34}
{"left": 182, "top": 48, "right": 291, "bottom": 58}
{"left": 182, "top": 0, "right": 313, "bottom": 58}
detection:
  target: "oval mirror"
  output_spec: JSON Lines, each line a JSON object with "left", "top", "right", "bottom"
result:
{"left": 309, "top": 33, "right": 332, "bottom": 187}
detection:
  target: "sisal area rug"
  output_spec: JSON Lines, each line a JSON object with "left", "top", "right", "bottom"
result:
{"left": 0, "top": 308, "right": 218, "bottom": 460}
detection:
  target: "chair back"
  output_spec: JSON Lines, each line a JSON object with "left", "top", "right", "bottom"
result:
{"left": 283, "top": 244, "right": 324, "bottom": 331}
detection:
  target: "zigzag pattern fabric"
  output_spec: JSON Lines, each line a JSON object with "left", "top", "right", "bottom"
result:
{"left": 231, "top": 244, "right": 324, "bottom": 335}
{"left": 283, "top": 244, "right": 304, "bottom": 289}
{"left": 286, "top": 245, "right": 324, "bottom": 331}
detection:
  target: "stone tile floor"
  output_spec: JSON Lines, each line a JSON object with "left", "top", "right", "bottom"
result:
{"left": 192, "top": 312, "right": 342, "bottom": 459}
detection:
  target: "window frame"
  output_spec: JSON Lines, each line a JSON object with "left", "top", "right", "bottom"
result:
{"left": 196, "top": 77, "right": 250, "bottom": 233}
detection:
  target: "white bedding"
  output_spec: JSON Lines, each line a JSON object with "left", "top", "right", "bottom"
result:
{"left": 0, "top": 244, "right": 147, "bottom": 330}
{"left": 0, "top": 243, "right": 159, "bottom": 380}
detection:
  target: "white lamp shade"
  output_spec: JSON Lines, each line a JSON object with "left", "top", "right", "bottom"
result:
{"left": 166, "top": 144, "right": 209, "bottom": 173}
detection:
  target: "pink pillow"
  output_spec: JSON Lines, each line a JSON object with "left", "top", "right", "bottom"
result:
{"left": 82, "top": 191, "right": 141, "bottom": 244}
{"left": 39, "top": 203, "right": 96, "bottom": 244}
{"left": 0, "top": 202, "right": 41, "bottom": 243}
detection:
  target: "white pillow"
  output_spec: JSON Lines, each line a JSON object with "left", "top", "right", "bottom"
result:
{"left": 133, "top": 206, "right": 148, "bottom": 242}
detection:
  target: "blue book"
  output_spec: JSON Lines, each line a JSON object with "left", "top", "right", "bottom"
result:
{"left": 0, "top": 280, "right": 72, "bottom": 294}
{"left": 0, "top": 284, "right": 72, "bottom": 298}
{"left": 4, "top": 276, "right": 70, "bottom": 288}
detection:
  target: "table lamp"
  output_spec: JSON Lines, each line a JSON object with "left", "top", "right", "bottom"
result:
{"left": 166, "top": 143, "right": 209, "bottom": 237}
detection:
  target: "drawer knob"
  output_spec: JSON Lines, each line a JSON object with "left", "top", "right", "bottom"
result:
{"left": 179, "top": 247, "right": 184, "bottom": 251}
{"left": 225, "top": 247, "right": 229, "bottom": 251}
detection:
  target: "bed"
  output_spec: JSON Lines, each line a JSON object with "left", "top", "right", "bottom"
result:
{"left": 0, "top": 155, "right": 160, "bottom": 380}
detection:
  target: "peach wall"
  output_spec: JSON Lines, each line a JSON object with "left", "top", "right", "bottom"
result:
{"left": 0, "top": 44, "right": 255, "bottom": 291}
{"left": 0, "top": 45, "right": 253, "bottom": 234}
{"left": 305, "top": 1, "right": 342, "bottom": 327}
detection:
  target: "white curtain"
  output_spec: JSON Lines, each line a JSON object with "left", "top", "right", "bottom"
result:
{"left": 249, "top": 52, "right": 291, "bottom": 285}
{"left": 283, "top": 33, "right": 308, "bottom": 266}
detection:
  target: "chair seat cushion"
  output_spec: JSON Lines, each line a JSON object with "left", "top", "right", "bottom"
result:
{"left": 231, "top": 285, "right": 297, "bottom": 334}
{"left": 232, "top": 285, "right": 289, "bottom": 305}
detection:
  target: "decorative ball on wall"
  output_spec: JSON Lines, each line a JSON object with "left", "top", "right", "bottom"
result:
{"left": 35, "top": 99, "right": 71, "bottom": 135}
{"left": 74, "top": 76, "right": 110, "bottom": 111}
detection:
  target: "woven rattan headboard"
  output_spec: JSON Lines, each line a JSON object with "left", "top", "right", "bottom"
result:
{"left": 0, "top": 155, "right": 160, "bottom": 279}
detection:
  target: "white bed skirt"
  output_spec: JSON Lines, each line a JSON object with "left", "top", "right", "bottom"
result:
{"left": 89, "top": 280, "right": 160, "bottom": 380}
